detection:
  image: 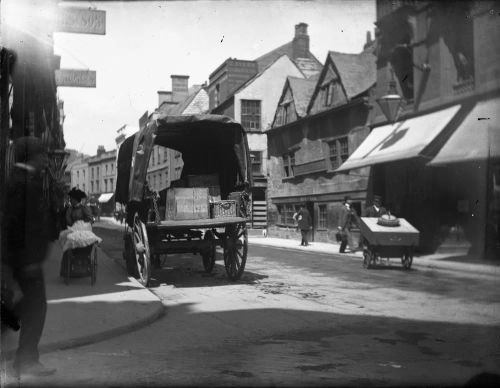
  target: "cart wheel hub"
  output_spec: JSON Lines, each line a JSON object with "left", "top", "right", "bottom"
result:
{"left": 136, "top": 242, "right": 145, "bottom": 254}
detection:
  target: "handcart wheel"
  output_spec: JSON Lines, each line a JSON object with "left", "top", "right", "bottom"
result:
{"left": 401, "top": 250, "right": 413, "bottom": 270}
{"left": 90, "top": 244, "right": 98, "bottom": 285}
{"left": 223, "top": 222, "right": 247, "bottom": 281}
{"left": 132, "top": 212, "right": 151, "bottom": 286}
{"left": 202, "top": 230, "right": 216, "bottom": 273}
{"left": 362, "top": 249, "right": 372, "bottom": 269}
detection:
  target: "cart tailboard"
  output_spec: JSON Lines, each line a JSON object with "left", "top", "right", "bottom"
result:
{"left": 360, "top": 217, "right": 420, "bottom": 246}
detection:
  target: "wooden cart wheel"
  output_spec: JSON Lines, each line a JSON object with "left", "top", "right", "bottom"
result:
{"left": 401, "top": 250, "right": 413, "bottom": 270}
{"left": 90, "top": 244, "right": 98, "bottom": 285}
{"left": 223, "top": 222, "right": 248, "bottom": 281}
{"left": 123, "top": 227, "right": 139, "bottom": 277}
{"left": 132, "top": 212, "right": 151, "bottom": 286}
{"left": 202, "top": 230, "right": 216, "bottom": 273}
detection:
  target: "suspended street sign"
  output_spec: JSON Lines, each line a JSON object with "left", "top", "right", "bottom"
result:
{"left": 55, "top": 69, "right": 96, "bottom": 88}
{"left": 56, "top": 7, "right": 106, "bottom": 35}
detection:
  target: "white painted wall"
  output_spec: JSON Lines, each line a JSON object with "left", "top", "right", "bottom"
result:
{"left": 234, "top": 55, "right": 304, "bottom": 132}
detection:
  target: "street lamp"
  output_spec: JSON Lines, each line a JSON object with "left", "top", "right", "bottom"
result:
{"left": 376, "top": 69, "right": 404, "bottom": 124}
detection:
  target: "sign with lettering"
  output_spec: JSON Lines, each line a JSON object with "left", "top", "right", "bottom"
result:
{"left": 57, "top": 7, "right": 106, "bottom": 35}
{"left": 55, "top": 69, "right": 96, "bottom": 88}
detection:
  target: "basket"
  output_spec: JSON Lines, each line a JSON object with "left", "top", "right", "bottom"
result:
{"left": 211, "top": 200, "right": 237, "bottom": 218}
{"left": 377, "top": 214, "right": 401, "bottom": 227}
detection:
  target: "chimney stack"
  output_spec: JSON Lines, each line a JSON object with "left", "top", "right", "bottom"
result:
{"left": 157, "top": 90, "right": 173, "bottom": 107}
{"left": 363, "top": 30, "right": 373, "bottom": 51}
{"left": 171, "top": 75, "right": 189, "bottom": 103}
{"left": 97, "top": 145, "right": 105, "bottom": 156}
{"left": 293, "top": 23, "right": 309, "bottom": 59}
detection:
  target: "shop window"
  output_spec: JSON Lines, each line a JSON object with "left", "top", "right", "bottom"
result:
{"left": 241, "top": 100, "right": 261, "bottom": 131}
{"left": 318, "top": 204, "right": 327, "bottom": 229}
{"left": 328, "top": 136, "right": 349, "bottom": 169}
{"left": 250, "top": 151, "right": 263, "bottom": 176}
{"left": 283, "top": 152, "right": 295, "bottom": 178}
{"left": 278, "top": 204, "right": 298, "bottom": 226}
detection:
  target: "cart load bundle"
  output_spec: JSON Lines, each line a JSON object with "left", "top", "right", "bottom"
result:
{"left": 360, "top": 217, "right": 419, "bottom": 247}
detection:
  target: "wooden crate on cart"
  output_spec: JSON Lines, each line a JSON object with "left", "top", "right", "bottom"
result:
{"left": 166, "top": 187, "right": 210, "bottom": 220}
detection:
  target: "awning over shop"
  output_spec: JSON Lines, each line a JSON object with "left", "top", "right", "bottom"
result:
{"left": 335, "top": 105, "right": 461, "bottom": 172}
{"left": 98, "top": 193, "right": 114, "bottom": 203}
{"left": 428, "top": 98, "right": 500, "bottom": 166}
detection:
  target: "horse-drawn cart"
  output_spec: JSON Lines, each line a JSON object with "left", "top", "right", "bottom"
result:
{"left": 115, "top": 114, "right": 252, "bottom": 286}
{"left": 360, "top": 217, "right": 420, "bottom": 270}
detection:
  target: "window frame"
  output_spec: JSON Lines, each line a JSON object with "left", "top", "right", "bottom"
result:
{"left": 241, "top": 99, "right": 261, "bottom": 132}
{"left": 318, "top": 204, "right": 327, "bottom": 230}
{"left": 327, "top": 136, "right": 349, "bottom": 170}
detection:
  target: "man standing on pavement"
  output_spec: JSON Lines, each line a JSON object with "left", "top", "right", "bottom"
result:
{"left": 338, "top": 196, "right": 358, "bottom": 253}
{"left": 365, "top": 195, "right": 387, "bottom": 218}
{"left": 2, "top": 137, "right": 56, "bottom": 377}
{"left": 294, "top": 203, "right": 312, "bottom": 246}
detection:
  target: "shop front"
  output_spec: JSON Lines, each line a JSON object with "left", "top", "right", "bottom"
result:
{"left": 336, "top": 98, "right": 500, "bottom": 259}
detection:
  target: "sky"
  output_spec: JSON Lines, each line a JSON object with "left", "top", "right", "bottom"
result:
{"left": 53, "top": 0, "right": 376, "bottom": 155}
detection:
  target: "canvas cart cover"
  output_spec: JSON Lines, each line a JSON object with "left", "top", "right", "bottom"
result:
{"left": 115, "top": 114, "right": 252, "bottom": 204}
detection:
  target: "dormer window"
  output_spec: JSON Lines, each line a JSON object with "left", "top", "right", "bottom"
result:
{"left": 276, "top": 100, "right": 291, "bottom": 126}
{"left": 321, "top": 81, "right": 334, "bottom": 107}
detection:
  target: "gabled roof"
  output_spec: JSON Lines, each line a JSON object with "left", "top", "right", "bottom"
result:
{"left": 288, "top": 77, "right": 317, "bottom": 118}
{"left": 327, "top": 51, "right": 376, "bottom": 99}
{"left": 254, "top": 41, "right": 322, "bottom": 78}
{"left": 157, "top": 85, "right": 208, "bottom": 116}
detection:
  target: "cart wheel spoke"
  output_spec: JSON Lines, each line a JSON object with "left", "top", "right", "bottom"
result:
{"left": 131, "top": 213, "right": 151, "bottom": 286}
{"left": 223, "top": 223, "right": 247, "bottom": 281}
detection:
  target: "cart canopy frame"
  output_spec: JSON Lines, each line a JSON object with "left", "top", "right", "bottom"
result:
{"left": 115, "top": 114, "right": 253, "bottom": 205}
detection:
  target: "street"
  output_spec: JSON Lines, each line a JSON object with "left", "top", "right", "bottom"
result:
{"left": 7, "top": 224, "right": 500, "bottom": 387}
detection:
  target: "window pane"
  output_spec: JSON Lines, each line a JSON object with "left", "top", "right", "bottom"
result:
{"left": 319, "top": 204, "right": 327, "bottom": 229}
{"left": 339, "top": 137, "right": 349, "bottom": 162}
{"left": 241, "top": 100, "right": 261, "bottom": 131}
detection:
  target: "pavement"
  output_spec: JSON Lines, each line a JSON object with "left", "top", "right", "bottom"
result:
{"left": 0, "top": 229, "right": 165, "bottom": 362}
{"left": 1, "top": 217, "right": 498, "bottom": 364}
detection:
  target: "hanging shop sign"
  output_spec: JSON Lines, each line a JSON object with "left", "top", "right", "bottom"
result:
{"left": 56, "top": 7, "right": 106, "bottom": 35}
{"left": 55, "top": 69, "right": 96, "bottom": 88}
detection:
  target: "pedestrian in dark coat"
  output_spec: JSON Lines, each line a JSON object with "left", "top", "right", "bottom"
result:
{"left": 338, "top": 196, "right": 358, "bottom": 253}
{"left": 2, "top": 137, "right": 56, "bottom": 377}
{"left": 365, "top": 195, "right": 387, "bottom": 218}
{"left": 294, "top": 204, "right": 312, "bottom": 246}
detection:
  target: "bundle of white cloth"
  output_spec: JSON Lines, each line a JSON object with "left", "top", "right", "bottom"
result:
{"left": 58, "top": 220, "right": 102, "bottom": 252}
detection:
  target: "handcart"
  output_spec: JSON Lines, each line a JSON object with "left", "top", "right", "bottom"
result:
{"left": 115, "top": 114, "right": 253, "bottom": 287}
{"left": 359, "top": 217, "right": 420, "bottom": 270}
{"left": 61, "top": 243, "right": 98, "bottom": 285}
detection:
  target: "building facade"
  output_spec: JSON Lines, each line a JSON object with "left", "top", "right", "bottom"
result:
{"left": 267, "top": 47, "right": 376, "bottom": 243}
{"left": 336, "top": 0, "right": 500, "bottom": 258}
{"left": 86, "top": 146, "right": 117, "bottom": 215}
{"left": 209, "top": 23, "right": 322, "bottom": 228}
